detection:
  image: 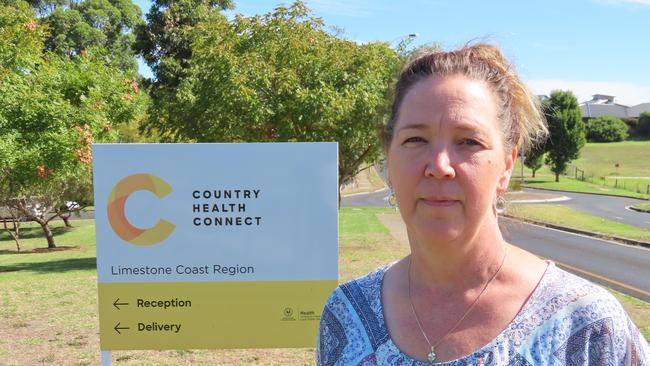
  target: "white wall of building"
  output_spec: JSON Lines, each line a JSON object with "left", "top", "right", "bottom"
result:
{"left": 629, "top": 103, "right": 650, "bottom": 117}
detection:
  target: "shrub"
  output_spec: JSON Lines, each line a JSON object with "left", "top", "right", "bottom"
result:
{"left": 585, "top": 115, "right": 629, "bottom": 142}
{"left": 638, "top": 112, "right": 650, "bottom": 137}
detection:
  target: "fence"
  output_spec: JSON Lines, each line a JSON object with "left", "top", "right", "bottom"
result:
{"left": 565, "top": 165, "right": 650, "bottom": 196}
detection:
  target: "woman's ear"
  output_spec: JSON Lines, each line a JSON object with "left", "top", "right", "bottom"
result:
{"left": 497, "top": 147, "right": 518, "bottom": 192}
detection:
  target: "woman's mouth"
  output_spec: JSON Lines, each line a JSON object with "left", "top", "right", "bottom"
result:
{"left": 419, "top": 198, "right": 459, "bottom": 207}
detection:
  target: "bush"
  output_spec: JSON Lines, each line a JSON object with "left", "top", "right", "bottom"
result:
{"left": 585, "top": 115, "right": 629, "bottom": 142}
{"left": 638, "top": 112, "right": 650, "bottom": 137}
{"left": 623, "top": 117, "right": 638, "bottom": 129}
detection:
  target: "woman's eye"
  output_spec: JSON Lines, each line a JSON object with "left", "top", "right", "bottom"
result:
{"left": 403, "top": 136, "right": 426, "bottom": 145}
{"left": 460, "top": 138, "right": 480, "bottom": 146}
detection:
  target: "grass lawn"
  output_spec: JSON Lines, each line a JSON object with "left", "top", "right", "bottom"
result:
{"left": 632, "top": 203, "right": 650, "bottom": 213}
{"left": 518, "top": 174, "right": 650, "bottom": 200}
{"left": 1, "top": 210, "right": 647, "bottom": 365}
{"left": 573, "top": 141, "right": 650, "bottom": 178}
{"left": 506, "top": 204, "right": 650, "bottom": 242}
{"left": 515, "top": 140, "right": 650, "bottom": 178}
{"left": 513, "top": 140, "right": 650, "bottom": 199}
{"left": 366, "top": 166, "right": 386, "bottom": 191}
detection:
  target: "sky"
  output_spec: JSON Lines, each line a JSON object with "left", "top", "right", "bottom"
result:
{"left": 133, "top": 0, "right": 650, "bottom": 105}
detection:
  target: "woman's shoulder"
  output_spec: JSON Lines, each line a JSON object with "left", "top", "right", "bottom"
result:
{"left": 325, "top": 263, "right": 391, "bottom": 307}
{"left": 525, "top": 262, "right": 635, "bottom": 331}
{"left": 516, "top": 262, "right": 649, "bottom": 364}
{"left": 317, "top": 264, "right": 393, "bottom": 366}
{"left": 534, "top": 262, "right": 627, "bottom": 316}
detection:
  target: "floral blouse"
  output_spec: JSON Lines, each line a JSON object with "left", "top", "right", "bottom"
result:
{"left": 317, "top": 262, "right": 649, "bottom": 365}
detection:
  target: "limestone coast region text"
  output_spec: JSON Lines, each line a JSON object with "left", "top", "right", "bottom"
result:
{"left": 110, "top": 264, "right": 255, "bottom": 277}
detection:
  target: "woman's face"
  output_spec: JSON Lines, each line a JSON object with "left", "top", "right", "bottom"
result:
{"left": 387, "top": 75, "right": 516, "bottom": 243}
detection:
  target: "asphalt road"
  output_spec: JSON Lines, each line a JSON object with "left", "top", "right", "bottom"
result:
{"left": 343, "top": 188, "right": 391, "bottom": 208}
{"left": 502, "top": 218, "right": 650, "bottom": 302}
{"left": 342, "top": 190, "right": 650, "bottom": 302}
{"left": 523, "top": 188, "right": 650, "bottom": 231}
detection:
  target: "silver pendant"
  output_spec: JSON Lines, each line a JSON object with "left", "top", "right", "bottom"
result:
{"left": 427, "top": 346, "right": 436, "bottom": 362}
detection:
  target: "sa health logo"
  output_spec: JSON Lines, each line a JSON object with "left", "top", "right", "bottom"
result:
{"left": 107, "top": 174, "right": 175, "bottom": 245}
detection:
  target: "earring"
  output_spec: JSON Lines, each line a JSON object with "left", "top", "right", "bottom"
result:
{"left": 388, "top": 188, "right": 397, "bottom": 208}
{"left": 494, "top": 194, "right": 506, "bottom": 215}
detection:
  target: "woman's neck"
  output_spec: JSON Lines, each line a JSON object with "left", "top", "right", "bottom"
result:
{"left": 406, "top": 215, "right": 508, "bottom": 292}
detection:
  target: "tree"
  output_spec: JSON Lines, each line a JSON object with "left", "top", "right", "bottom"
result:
{"left": 133, "top": 0, "right": 233, "bottom": 101}
{"left": 524, "top": 143, "right": 545, "bottom": 178}
{"left": 31, "top": 0, "right": 144, "bottom": 72}
{"left": 638, "top": 112, "right": 650, "bottom": 137}
{"left": 585, "top": 115, "right": 628, "bottom": 142}
{"left": 1, "top": 1, "right": 147, "bottom": 248}
{"left": 141, "top": 1, "right": 401, "bottom": 196}
{"left": 543, "top": 90, "right": 586, "bottom": 182}
{"left": 0, "top": 136, "right": 24, "bottom": 252}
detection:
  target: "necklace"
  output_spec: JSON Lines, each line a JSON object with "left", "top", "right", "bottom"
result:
{"left": 407, "top": 246, "right": 508, "bottom": 363}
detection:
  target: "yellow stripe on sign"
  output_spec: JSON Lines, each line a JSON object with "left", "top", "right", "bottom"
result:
{"left": 98, "top": 280, "right": 337, "bottom": 350}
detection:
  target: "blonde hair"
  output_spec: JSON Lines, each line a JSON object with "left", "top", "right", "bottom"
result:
{"left": 383, "top": 43, "right": 548, "bottom": 152}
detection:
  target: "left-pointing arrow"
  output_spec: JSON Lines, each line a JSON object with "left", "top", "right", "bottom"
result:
{"left": 113, "top": 298, "right": 129, "bottom": 310}
{"left": 114, "top": 322, "right": 130, "bottom": 334}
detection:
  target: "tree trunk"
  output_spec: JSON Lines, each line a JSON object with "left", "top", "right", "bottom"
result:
{"left": 338, "top": 186, "right": 342, "bottom": 208}
{"left": 555, "top": 173, "right": 560, "bottom": 182}
{"left": 37, "top": 220, "right": 56, "bottom": 248}
{"left": 532, "top": 169, "right": 537, "bottom": 178}
{"left": 61, "top": 214, "right": 72, "bottom": 228}
{"left": 3, "top": 220, "right": 21, "bottom": 252}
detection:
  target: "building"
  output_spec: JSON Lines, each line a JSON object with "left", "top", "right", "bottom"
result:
{"left": 580, "top": 94, "right": 650, "bottom": 118}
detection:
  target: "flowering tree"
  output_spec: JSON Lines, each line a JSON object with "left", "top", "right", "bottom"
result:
{"left": 0, "top": 1, "right": 147, "bottom": 248}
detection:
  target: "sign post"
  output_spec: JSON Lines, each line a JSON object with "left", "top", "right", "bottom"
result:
{"left": 93, "top": 143, "right": 338, "bottom": 360}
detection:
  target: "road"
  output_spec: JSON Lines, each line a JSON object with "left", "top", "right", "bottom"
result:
{"left": 523, "top": 188, "right": 650, "bottom": 231}
{"left": 502, "top": 218, "right": 650, "bottom": 302}
{"left": 343, "top": 190, "right": 650, "bottom": 302}
{"left": 343, "top": 188, "right": 391, "bottom": 207}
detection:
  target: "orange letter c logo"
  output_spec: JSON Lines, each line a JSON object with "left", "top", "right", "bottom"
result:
{"left": 107, "top": 174, "right": 175, "bottom": 245}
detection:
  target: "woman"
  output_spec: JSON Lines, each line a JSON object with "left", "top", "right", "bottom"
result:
{"left": 317, "top": 44, "right": 649, "bottom": 365}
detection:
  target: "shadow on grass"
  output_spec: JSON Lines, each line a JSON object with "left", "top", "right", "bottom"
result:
{"left": 0, "top": 226, "right": 73, "bottom": 241}
{"left": 0, "top": 257, "right": 96, "bottom": 273}
{"left": 0, "top": 246, "right": 81, "bottom": 256}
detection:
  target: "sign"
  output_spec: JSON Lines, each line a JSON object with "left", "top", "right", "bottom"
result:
{"left": 93, "top": 143, "right": 338, "bottom": 350}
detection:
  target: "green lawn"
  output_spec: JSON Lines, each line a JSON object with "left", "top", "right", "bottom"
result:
{"left": 521, "top": 175, "right": 650, "bottom": 200}
{"left": 506, "top": 204, "right": 650, "bottom": 242}
{"left": 573, "top": 141, "right": 650, "bottom": 178}
{"left": 513, "top": 140, "right": 650, "bottom": 199}
{"left": 632, "top": 203, "right": 650, "bottom": 213}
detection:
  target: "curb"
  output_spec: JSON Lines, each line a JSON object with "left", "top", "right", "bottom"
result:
{"left": 522, "top": 186, "right": 650, "bottom": 201}
{"left": 341, "top": 187, "right": 388, "bottom": 198}
{"left": 628, "top": 205, "right": 650, "bottom": 214}
{"left": 502, "top": 214, "right": 650, "bottom": 249}
{"left": 508, "top": 196, "right": 571, "bottom": 204}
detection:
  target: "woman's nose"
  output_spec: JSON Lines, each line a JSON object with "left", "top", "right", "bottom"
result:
{"left": 424, "top": 145, "right": 455, "bottom": 179}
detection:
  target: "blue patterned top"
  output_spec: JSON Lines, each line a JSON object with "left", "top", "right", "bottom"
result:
{"left": 317, "top": 262, "right": 649, "bottom": 365}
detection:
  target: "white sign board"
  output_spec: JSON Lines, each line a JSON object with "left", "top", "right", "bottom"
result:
{"left": 93, "top": 143, "right": 338, "bottom": 350}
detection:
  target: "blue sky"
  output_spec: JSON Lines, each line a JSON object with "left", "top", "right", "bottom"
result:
{"left": 133, "top": 0, "right": 650, "bottom": 105}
